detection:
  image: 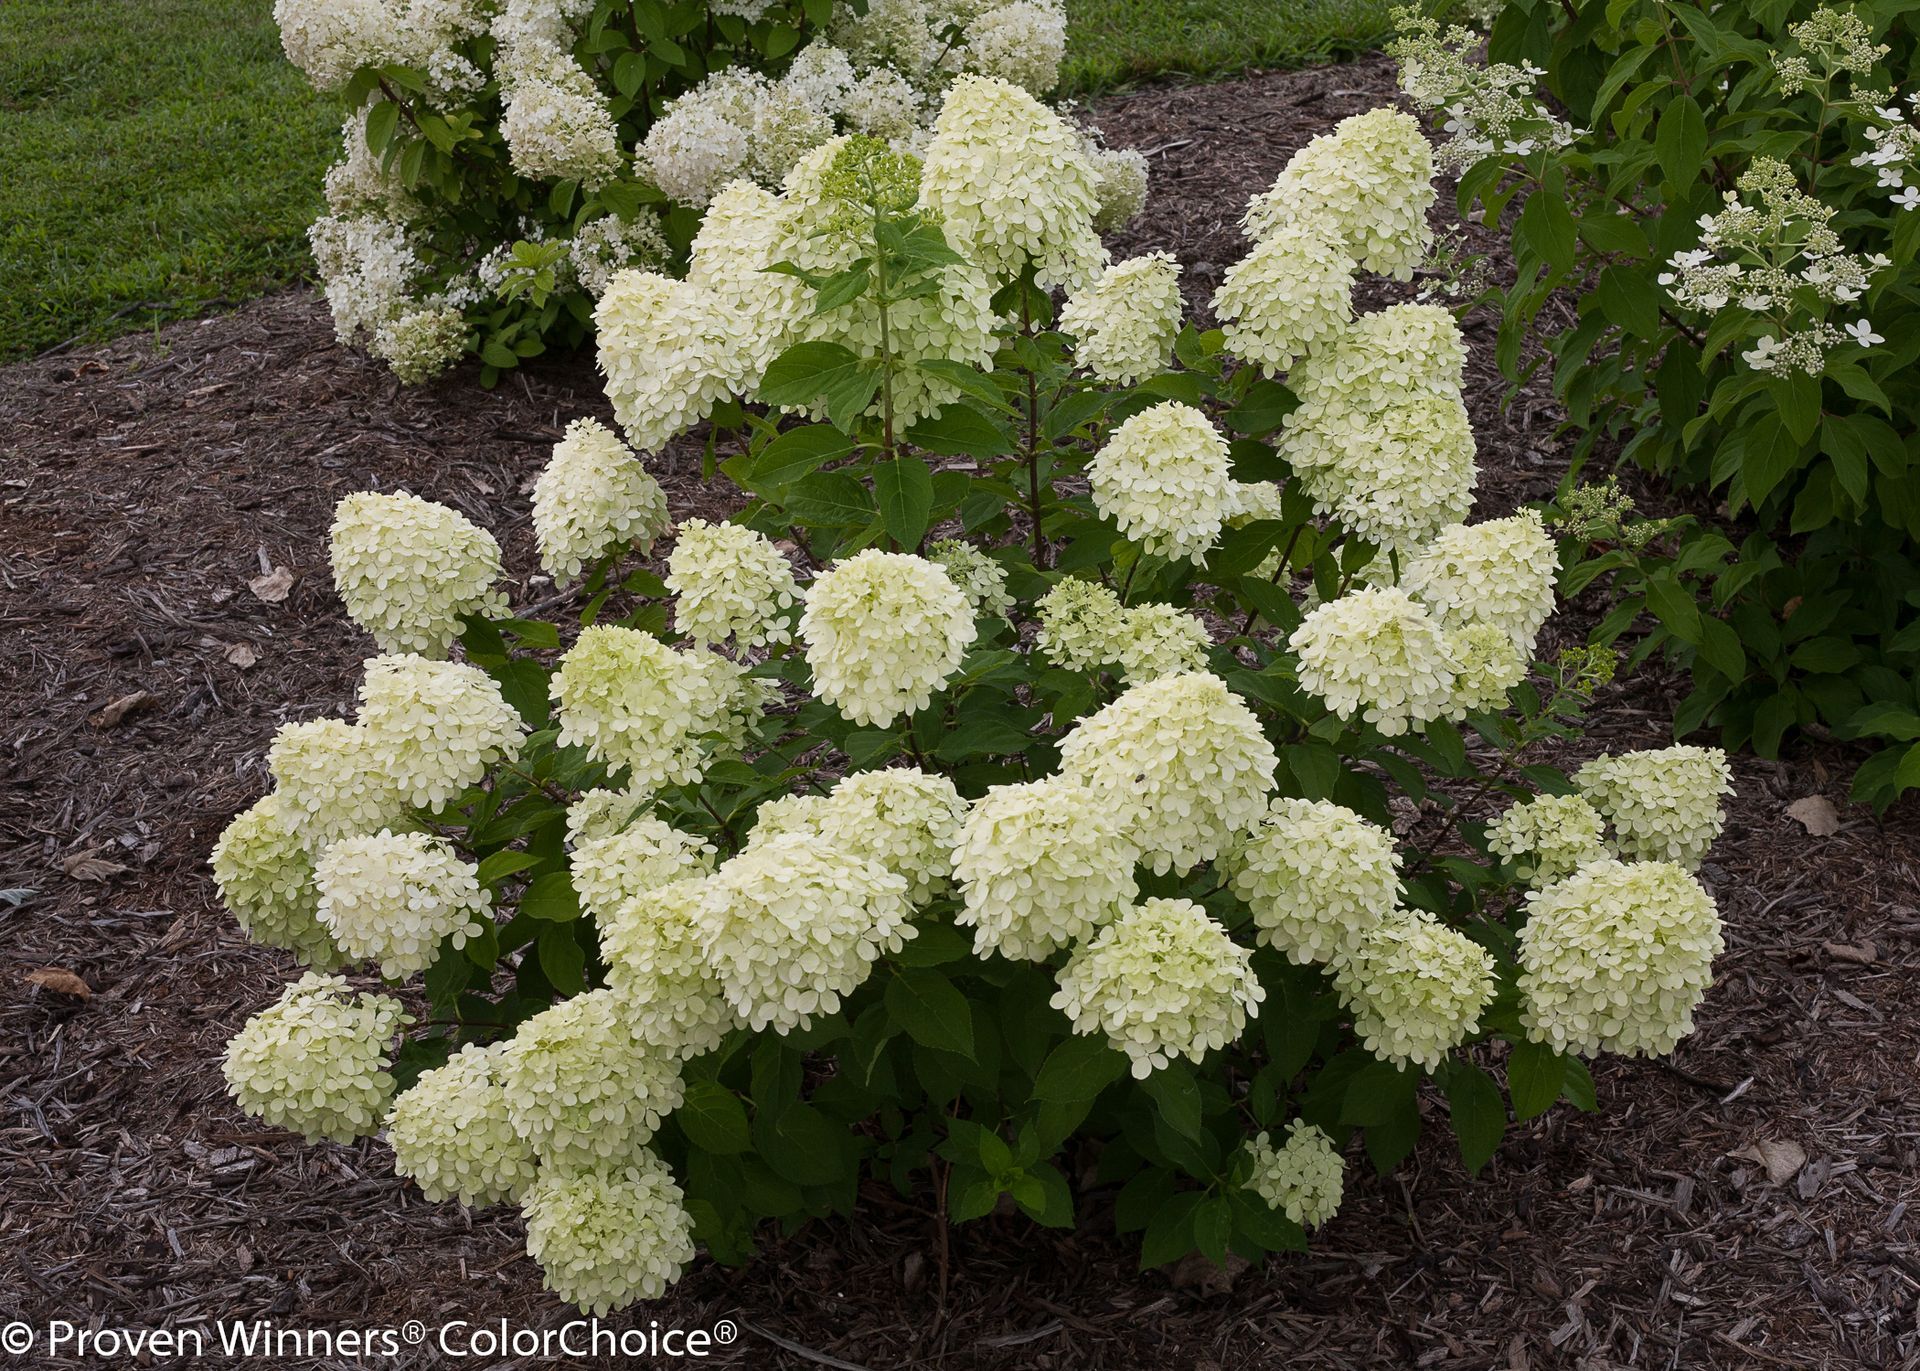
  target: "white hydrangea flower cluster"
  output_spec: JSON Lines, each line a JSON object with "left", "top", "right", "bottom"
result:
{"left": 813, "top": 768, "right": 971, "bottom": 903}
{"left": 666, "top": 520, "right": 801, "bottom": 648}
{"left": 499, "top": 988, "right": 686, "bottom": 1167}
{"left": 1290, "top": 587, "right": 1459, "bottom": 737}
{"left": 597, "top": 877, "right": 740, "bottom": 1059}
{"left": 1226, "top": 798, "right": 1401, "bottom": 965}
{"left": 521, "top": 1155, "right": 697, "bottom": 1314}
{"left": 594, "top": 271, "right": 742, "bottom": 454}
{"left": 1445, "top": 621, "right": 1529, "bottom": 715}
{"left": 372, "top": 303, "right": 467, "bottom": 384}
{"left": 699, "top": 834, "right": 915, "bottom": 1032}
{"left": 1059, "top": 672, "right": 1277, "bottom": 874}
{"left": 491, "top": 0, "right": 623, "bottom": 187}
{"left": 1390, "top": 13, "right": 1582, "bottom": 174}
{"left": 266, "top": 717, "right": 406, "bottom": 850}
{"left": 919, "top": 75, "right": 1105, "bottom": 289}
{"left": 308, "top": 211, "right": 435, "bottom": 357}
{"left": 329, "top": 490, "right": 507, "bottom": 657}
{"left": 1244, "top": 1121, "right": 1345, "bottom": 1229}
{"left": 1243, "top": 108, "right": 1436, "bottom": 280}
{"left": 222, "top": 972, "right": 409, "bottom": 1143}
{"left": 952, "top": 776, "right": 1140, "bottom": 960}
{"left": 1212, "top": 222, "right": 1356, "bottom": 374}
{"left": 685, "top": 179, "right": 813, "bottom": 392}
{"left": 210, "top": 796, "right": 343, "bottom": 969}
{"left": 532, "top": 419, "right": 672, "bottom": 583}
{"left": 1575, "top": 745, "right": 1733, "bottom": 869}
{"left": 1399, "top": 511, "right": 1558, "bottom": 651}
{"left": 1518, "top": 858, "right": 1724, "bottom": 1057}
{"left": 1776, "top": 6, "right": 1888, "bottom": 94}
{"left": 386, "top": 1042, "right": 540, "bottom": 1206}
{"left": 551, "top": 627, "right": 765, "bottom": 789}
{"left": 1659, "top": 159, "right": 1890, "bottom": 376}
{"left": 1487, "top": 793, "right": 1609, "bottom": 884}
{"left": 1089, "top": 401, "right": 1235, "bottom": 565}
{"left": 1852, "top": 94, "right": 1920, "bottom": 213}
{"left": 1081, "top": 134, "right": 1150, "bottom": 233}
{"left": 568, "top": 808, "right": 715, "bottom": 925}
{"left": 1060, "top": 253, "right": 1183, "bottom": 385}
{"left": 359, "top": 655, "right": 526, "bottom": 809}
{"left": 1334, "top": 910, "right": 1497, "bottom": 1070}
{"left": 568, "top": 212, "right": 672, "bottom": 297}
{"left": 1036, "top": 577, "right": 1129, "bottom": 672}
{"left": 800, "top": 550, "right": 977, "bottom": 727}
{"left": 1052, "top": 898, "right": 1264, "bottom": 1079}
{"left": 927, "top": 539, "right": 1014, "bottom": 619}
{"left": 314, "top": 831, "right": 491, "bottom": 979}
{"left": 954, "top": 0, "right": 1068, "bottom": 95}
{"left": 1114, "top": 603, "right": 1213, "bottom": 682}
{"left": 1278, "top": 304, "right": 1477, "bottom": 553}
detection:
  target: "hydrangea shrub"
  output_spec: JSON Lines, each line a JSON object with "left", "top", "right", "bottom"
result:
{"left": 274, "top": 0, "right": 1145, "bottom": 385}
{"left": 1388, "top": 1, "right": 1920, "bottom": 807}
{"left": 213, "top": 83, "right": 1734, "bottom": 1310}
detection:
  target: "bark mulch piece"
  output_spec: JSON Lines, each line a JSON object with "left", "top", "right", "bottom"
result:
{"left": 4, "top": 56, "right": 1918, "bottom": 1370}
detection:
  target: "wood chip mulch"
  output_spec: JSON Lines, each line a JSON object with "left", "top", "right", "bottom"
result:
{"left": 3, "top": 56, "right": 1917, "bottom": 1371}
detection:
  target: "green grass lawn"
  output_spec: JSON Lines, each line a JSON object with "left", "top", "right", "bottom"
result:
{"left": 0, "top": 0, "right": 1395, "bottom": 362}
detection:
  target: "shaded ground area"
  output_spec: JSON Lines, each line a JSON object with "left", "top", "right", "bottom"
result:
{"left": 4, "top": 58, "right": 1917, "bottom": 1370}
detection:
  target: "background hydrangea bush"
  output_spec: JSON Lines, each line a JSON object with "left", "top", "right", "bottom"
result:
{"left": 1388, "top": 1, "right": 1920, "bottom": 808}
{"left": 212, "top": 78, "right": 1734, "bottom": 1312}
{"left": 274, "top": 0, "right": 1145, "bottom": 385}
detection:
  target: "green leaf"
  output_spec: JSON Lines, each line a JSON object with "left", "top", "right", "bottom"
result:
{"left": 884, "top": 968, "right": 975, "bottom": 1057}
{"left": 874, "top": 456, "right": 934, "bottom": 548}
{"left": 1139, "top": 1191, "right": 1204, "bottom": 1269}
{"left": 1644, "top": 573, "right": 1703, "bottom": 645}
{"left": 475, "top": 849, "right": 539, "bottom": 888}
{"left": 1141, "top": 1068, "right": 1203, "bottom": 1141}
{"left": 905, "top": 405, "right": 1014, "bottom": 459}
{"left": 746, "top": 425, "right": 853, "bottom": 495}
{"left": 677, "top": 1081, "right": 752, "bottom": 1154}
{"left": 1507, "top": 1038, "right": 1567, "bottom": 1121}
{"left": 1031, "top": 1034, "right": 1128, "bottom": 1104}
{"left": 758, "top": 341, "right": 879, "bottom": 428}
{"left": 783, "top": 470, "right": 874, "bottom": 527}
{"left": 1517, "top": 187, "right": 1577, "bottom": 274}
{"left": 520, "top": 871, "right": 581, "bottom": 922}
{"left": 1012, "top": 1161, "right": 1075, "bottom": 1228}
{"left": 1442, "top": 1062, "right": 1507, "bottom": 1174}
{"left": 755, "top": 1104, "right": 851, "bottom": 1186}
{"left": 364, "top": 99, "right": 400, "bottom": 155}
{"left": 536, "top": 922, "right": 585, "bottom": 994}
{"left": 1652, "top": 93, "right": 1707, "bottom": 190}
{"left": 1192, "top": 1196, "right": 1232, "bottom": 1264}
{"left": 932, "top": 712, "right": 1032, "bottom": 761}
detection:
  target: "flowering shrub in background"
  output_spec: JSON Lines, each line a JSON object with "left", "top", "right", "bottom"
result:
{"left": 212, "top": 81, "right": 1732, "bottom": 1311}
{"left": 275, "top": 0, "right": 1142, "bottom": 385}
{"left": 1388, "top": 1, "right": 1920, "bottom": 808}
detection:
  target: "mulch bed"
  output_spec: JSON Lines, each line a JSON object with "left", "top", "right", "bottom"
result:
{"left": 4, "top": 55, "right": 1918, "bottom": 1370}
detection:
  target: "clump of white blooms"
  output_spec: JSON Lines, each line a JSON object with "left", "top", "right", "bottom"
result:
{"left": 1400, "top": 511, "right": 1558, "bottom": 649}
{"left": 595, "top": 271, "right": 741, "bottom": 453}
{"left": 1089, "top": 401, "right": 1235, "bottom": 564}
{"left": 1052, "top": 898, "right": 1264, "bottom": 1079}
{"left": 1213, "top": 223, "right": 1356, "bottom": 374}
{"left": 800, "top": 550, "right": 977, "bottom": 727}
{"left": 568, "top": 808, "right": 716, "bottom": 926}
{"left": 521, "top": 1155, "right": 697, "bottom": 1314}
{"left": 1389, "top": 10, "right": 1581, "bottom": 174}
{"left": 928, "top": 539, "right": 1014, "bottom": 619}
{"left": 1659, "top": 159, "right": 1890, "bottom": 376}
{"left": 1775, "top": 6, "right": 1888, "bottom": 94}
{"left": 358, "top": 655, "right": 526, "bottom": 810}
{"left": 551, "top": 627, "right": 763, "bottom": 789}
{"left": 500, "top": 73, "right": 624, "bottom": 186}
{"left": 222, "top": 972, "right": 408, "bottom": 1143}
{"left": 373, "top": 303, "right": 467, "bottom": 384}
{"left": 1518, "top": 858, "right": 1724, "bottom": 1057}
{"left": 1226, "top": 798, "right": 1401, "bottom": 965}
{"left": 956, "top": 0, "right": 1068, "bottom": 95}
{"left": 1082, "top": 135, "right": 1150, "bottom": 232}
{"left": 329, "top": 490, "right": 506, "bottom": 657}
{"left": 1244, "top": 1122, "right": 1345, "bottom": 1229}
{"left": 309, "top": 213, "right": 424, "bottom": 349}
{"left": 1575, "top": 746, "right": 1733, "bottom": 869}
{"left": 1852, "top": 96, "right": 1920, "bottom": 213}
{"left": 210, "top": 796, "right": 342, "bottom": 969}
{"left": 314, "top": 831, "right": 491, "bottom": 979}
{"left": 1060, "top": 253, "right": 1183, "bottom": 385}
{"left": 266, "top": 717, "right": 405, "bottom": 850}
{"left": 1243, "top": 108, "right": 1436, "bottom": 279}
{"left": 1037, "top": 577, "right": 1129, "bottom": 672}
{"left": 1445, "top": 621, "right": 1529, "bottom": 714}
{"left": 952, "top": 777, "right": 1140, "bottom": 960}
{"left": 1059, "top": 672, "right": 1277, "bottom": 874}
{"left": 1114, "top": 603, "right": 1212, "bottom": 682}
{"left": 816, "top": 768, "right": 970, "bottom": 903}
{"left": 700, "top": 834, "right": 915, "bottom": 1032}
{"left": 1487, "top": 793, "right": 1609, "bottom": 884}
{"left": 1290, "top": 587, "right": 1459, "bottom": 737}
{"left": 1334, "top": 910, "right": 1497, "bottom": 1070}
{"left": 918, "top": 76, "right": 1104, "bottom": 289}
{"left": 686, "top": 179, "right": 813, "bottom": 391}
{"left": 386, "top": 1042, "right": 539, "bottom": 1206}
{"left": 1279, "top": 305, "right": 1477, "bottom": 552}
{"left": 532, "top": 419, "right": 671, "bottom": 583}
{"left": 568, "top": 212, "right": 672, "bottom": 297}
{"left": 597, "top": 877, "right": 739, "bottom": 1059}
{"left": 665, "top": 520, "right": 800, "bottom": 648}
{"left": 499, "top": 989, "right": 686, "bottom": 1167}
